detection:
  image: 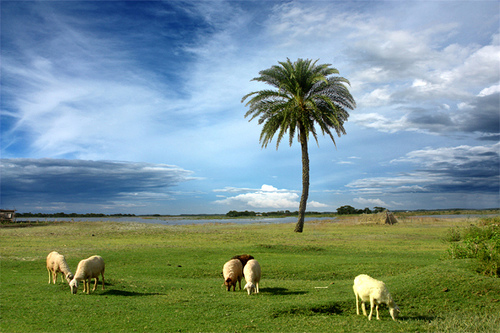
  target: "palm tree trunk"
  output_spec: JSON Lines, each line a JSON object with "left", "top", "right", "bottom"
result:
{"left": 294, "top": 130, "right": 309, "bottom": 233}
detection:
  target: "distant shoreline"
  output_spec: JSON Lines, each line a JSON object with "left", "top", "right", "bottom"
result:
{"left": 10, "top": 208, "right": 500, "bottom": 219}
{"left": 3, "top": 210, "right": 499, "bottom": 228}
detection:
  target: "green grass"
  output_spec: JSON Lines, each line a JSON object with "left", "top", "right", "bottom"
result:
{"left": 1, "top": 217, "right": 499, "bottom": 332}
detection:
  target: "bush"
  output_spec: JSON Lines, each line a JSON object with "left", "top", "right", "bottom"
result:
{"left": 444, "top": 227, "right": 462, "bottom": 242}
{"left": 446, "top": 217, "right": 500, "bottom": 277}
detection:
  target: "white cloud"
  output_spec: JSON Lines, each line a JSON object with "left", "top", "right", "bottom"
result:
{"left": 308, "top": 201, "right": 329, "bottom": 208}
{"left": 261, "top": 184, "right": 280, "bottom": 192}
{"left": 214, "top": 184, "right": 299, "bottom": 208}
{"left": 358, "top": 87, "right": 392, "bottom": 107}
{"left": 214, "top": 184, "right": 328, "bottom": 209}
{"left": 351, "top": 113, "right": 411, "bottom": 133}
{"left": 479, "top": 84, "right": 500, "bottom": 96}
{"left": 353, "top": 197, "right": 388, "bottom": 207}
{"left": 412, "top": 79, "right": 428, "bottom": 87}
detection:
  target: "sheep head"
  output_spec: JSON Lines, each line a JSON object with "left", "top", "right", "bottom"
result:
{"left": 65, "top": 273, "right": 74, "bottom": 283}
{"left": 244, "top": 282, "right": 256, "bottom": 295}
{"left": 389, "top": 302, "right": 400, "bottom": 321}
{"left": 69, "top": 279, "right": 78, "bottom": 294}
{"left": 224, "top": 278, "right": 233, "bottom": 291}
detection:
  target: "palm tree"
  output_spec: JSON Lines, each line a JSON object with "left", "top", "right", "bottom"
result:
{"left": 242, "top": 58, "right": 356, "bottom": 233}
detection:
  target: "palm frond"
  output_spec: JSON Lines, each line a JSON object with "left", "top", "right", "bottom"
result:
{"left": 242, "top": 58, "right": 356, "bottom": 149}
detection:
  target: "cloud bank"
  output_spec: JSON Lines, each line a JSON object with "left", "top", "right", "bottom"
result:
{"left": 347, "top": 143, "right": 500, "bottom": 195}
{"left": 0, "top": 159, "right": 196, "bottom": 212}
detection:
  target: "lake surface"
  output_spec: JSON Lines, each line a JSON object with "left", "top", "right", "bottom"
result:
{"left": 22, "top": 216, "right": 337, "bottom": 226}
{"left": 21, "top": 214, "right": 497, "bottom": 226}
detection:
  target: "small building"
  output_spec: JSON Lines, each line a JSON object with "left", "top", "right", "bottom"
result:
{"left": 0, "top": 209, "right": 16, "bottom": 222}
{"left": 385, "top": 211, "right": 398, "bottom": 225}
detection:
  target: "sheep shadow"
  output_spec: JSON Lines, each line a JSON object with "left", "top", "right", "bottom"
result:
{"left": 271, "top": 302, "right": 344, "bottom": 318}
{"left": 398, "top": 315, "right": 437, "bottom": 322}
{"left": 101, "top": 289, "right": 163, "bottom": 297}
{"left": 309, "top": 303, "right": 344, "bottom": 315}
{"left": 261, "top": 287, "right": 308, "bottom": 295}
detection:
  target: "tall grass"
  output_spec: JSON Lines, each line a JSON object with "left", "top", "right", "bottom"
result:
{"left": 1, "top": 217, "right": 499, "bottom": 332}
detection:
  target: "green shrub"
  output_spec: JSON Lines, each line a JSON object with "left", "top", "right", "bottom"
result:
{"left": 446, "top": 218, "right": 500, "bottom": 277}
{"left": 443, "top": 227, "right": 462, "bottom": 242}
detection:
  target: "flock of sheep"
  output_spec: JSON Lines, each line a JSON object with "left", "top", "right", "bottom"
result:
{"left": 47, "top": 251, "right": 400, "bottom": 321}
{"left": 222, "top": 254, "right": 400, "bottom": 321}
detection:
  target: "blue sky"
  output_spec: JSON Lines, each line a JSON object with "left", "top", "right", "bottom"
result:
{"left": 1, "top": 0, "right": 499, "bottom": 215}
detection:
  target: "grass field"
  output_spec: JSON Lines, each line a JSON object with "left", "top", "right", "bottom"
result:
{"left": 1, "top": 215, "right": 499, "bottom": 332}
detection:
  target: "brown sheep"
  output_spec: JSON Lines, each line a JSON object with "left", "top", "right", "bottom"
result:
{"left": 231, "top": 254, "right": 254, "bottom": 276}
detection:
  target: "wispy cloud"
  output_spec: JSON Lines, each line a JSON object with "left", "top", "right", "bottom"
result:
{"left": 353, "top": 197, "right": 388, "bottom": 207}
{"left": 348, "top": 143, "right": 500, "bottom": 195}
{"left": 352, "top": 91, "right": 500, "bottom": 139}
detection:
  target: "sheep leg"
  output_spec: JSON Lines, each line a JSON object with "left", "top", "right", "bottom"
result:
{"left": 368, "top": 297, "right": 375, "bottom": 321}
{"left": 101, "top": 273, "right": 105, "bottom": 290}
{"left": 375, "top": 304, "right": 380, "bottom": 320}
{"left": 256, "top": 282, "right": 259, "bottom": 293}
{"left": 92, "top": 277, "right": 98, "bottom": 291}
{"left": 84, "top": 279, "right": 90, "bottom": 294}
{"left": 48, "top": 269, "right": 52, "bottom": 284}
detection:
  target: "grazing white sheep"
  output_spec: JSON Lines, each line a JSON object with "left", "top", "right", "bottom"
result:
{"left": 69, "top": 255, "right": 105, "bottom": 294}
{"left": 353, "top": 274, "right": 400, "bottom": 321}
{"left": 46, "top": 251, "right": 74, "bottom": 284}
{"left": 223, "top": 259, "right": 243, "bottom": 291}
{"left": 243, "top": 259, "right": 261, "bottom": 295}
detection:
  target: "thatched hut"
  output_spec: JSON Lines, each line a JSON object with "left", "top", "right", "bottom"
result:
{"left": 385, "top": 211, "right": 398, "bottom": 225}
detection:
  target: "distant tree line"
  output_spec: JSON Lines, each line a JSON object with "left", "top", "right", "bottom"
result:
{"left": 336, "top": 205, "right": 386, "bottom": 215}
{"left": 17, "top": 212, "right": 136, "bottom": 218}
{"left": 226, "top": 207, "right": 386, "bottom": 218}
{"left": 226, "top": 210, "right": 295, "bottom": 217}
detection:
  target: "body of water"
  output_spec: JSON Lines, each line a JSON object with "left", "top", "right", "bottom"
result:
{"left": 20, "top": 214, "right": 497, "bottom": 226}
{"left": 21, "top": 216, "right": 337, "bottom": 226}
